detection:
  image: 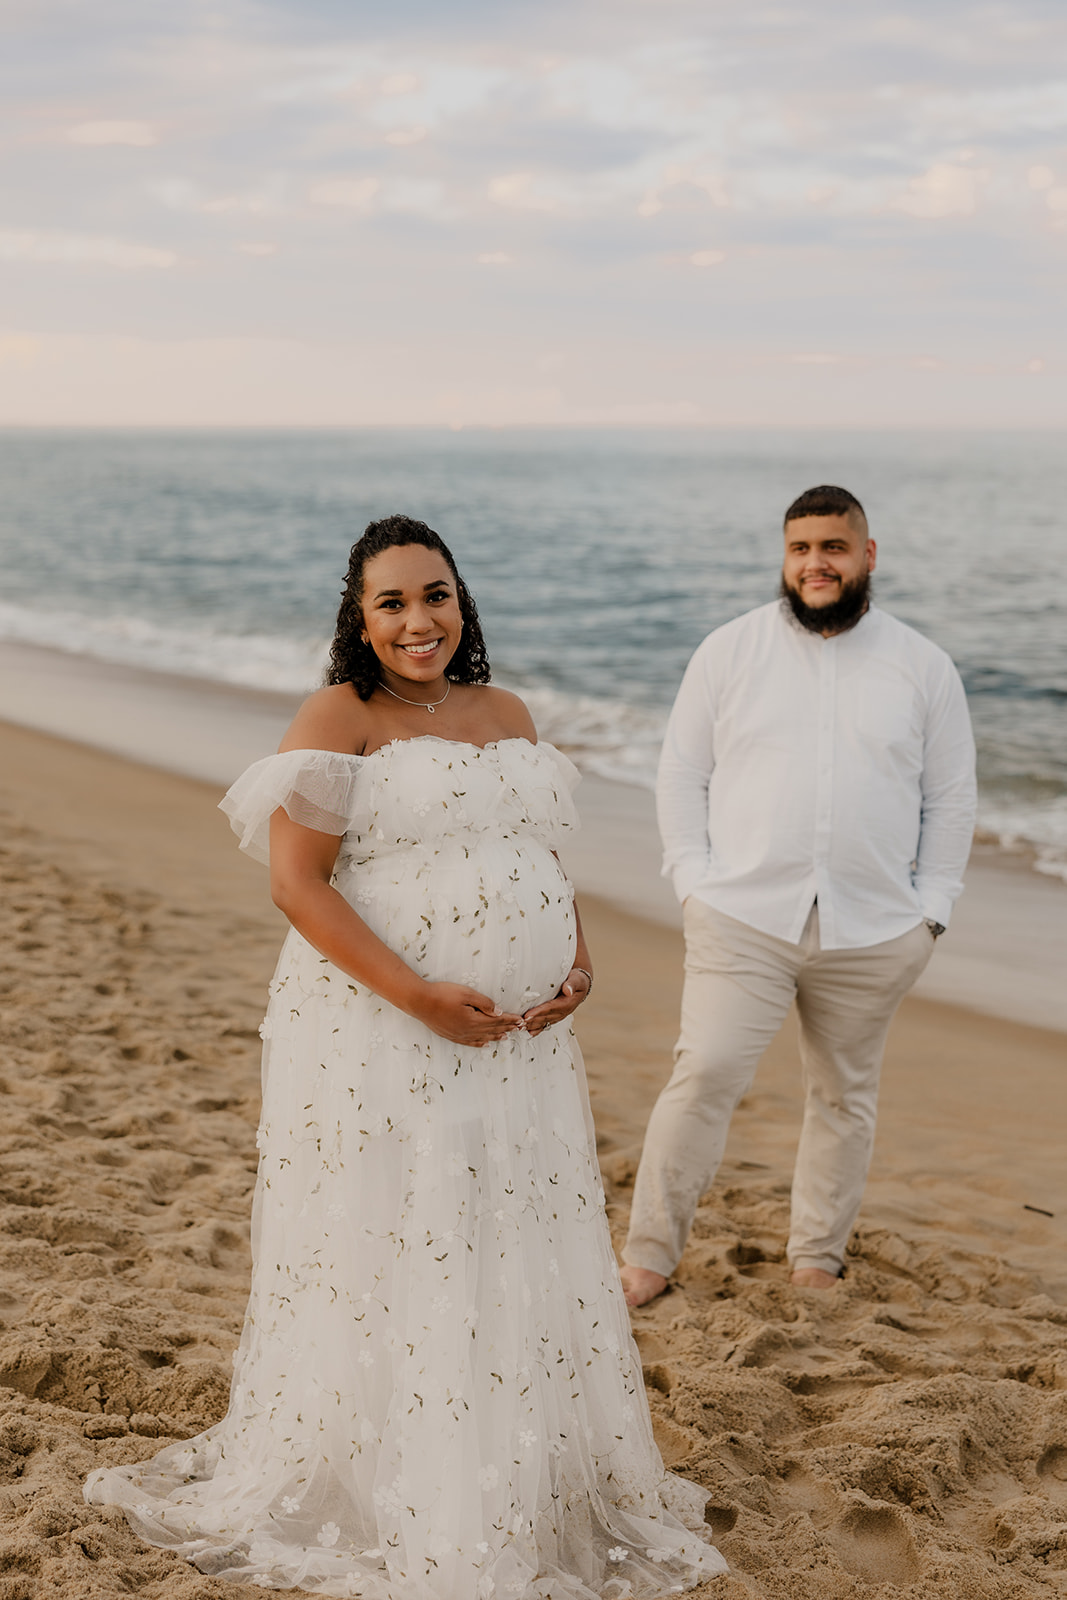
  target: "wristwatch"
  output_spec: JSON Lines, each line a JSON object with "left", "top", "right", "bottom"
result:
{"left": 924, "top": 919, "right": 946, "bottom": 939}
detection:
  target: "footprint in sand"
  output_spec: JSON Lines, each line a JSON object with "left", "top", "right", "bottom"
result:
{"left": 828, "top": 1499, "right": 921, "bottom": 1586}
{"left": 1036, "top": 1444, "right": 1067, "bottom": 1500}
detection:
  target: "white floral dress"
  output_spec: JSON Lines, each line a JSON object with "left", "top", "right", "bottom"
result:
{"left": 85, "top": 737, "right": 726, "bottom": 1599}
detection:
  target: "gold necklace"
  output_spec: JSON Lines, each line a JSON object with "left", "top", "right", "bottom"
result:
{"left": 379, "top": 679, "right": 452, "bottom": 714}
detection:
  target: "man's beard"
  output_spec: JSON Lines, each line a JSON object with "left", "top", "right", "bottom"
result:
{"left": 779, "top": 569, "right": 871, "bottom": 636}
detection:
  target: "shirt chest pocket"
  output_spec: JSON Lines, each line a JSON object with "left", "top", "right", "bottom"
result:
{"left": 852, "top": 674, "right": 919, "bottom": 751}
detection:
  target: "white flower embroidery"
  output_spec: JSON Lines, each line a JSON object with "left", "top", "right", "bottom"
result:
{"left": 608, "top": 1547, "right": 629, "bottom": 1562}
{"left": 373, "top": 1475, "right": 409, "bottom": 1514}
{"left": 548, "top": 1258, "right": 559, "bottom": 1276}
{"left": 281, "top": 1495, "right": 301, "bottom": 1513}
{"left": 357, "top": 1349, "right": 374, "bottom": 1366}
{"left": 415, "top": 1139, "right": 433, "bottom": 1156}
{"left": 475, "top": 1541, "right": 490, "bottom": 1555}
{"left": 258, "top": 1017, "right": 274, "bottom": 1040}
{"left": 432, "top": 1296, "right": 452, "bottom": 1314}
{"left": 317, "top": 1522, "right": 341, "bottom": 1547}
{"left": 251, "top": 1578, "right": 276, "bottom": 1590}
{"left": 477, "top": 1464, "right": 499, "bottom": 1490}
{"left": 463, "top": 1306, "right": 479, "bottom": 1329}
{"left": 647, "top": 1547, "right": 670, "bottom": 1562}
{"left": 518, "top": 1430, "right": 537, "bottom": 1448}
{"left": 327, "top": 1203, "right": 345, "bottom": 1221}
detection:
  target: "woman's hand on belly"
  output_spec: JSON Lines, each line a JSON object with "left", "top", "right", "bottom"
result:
{"left": 413, "top": 982, "right": 525, "bottom": 1048}
{"left": 521, "top": 967, "right": 592, "bottom": 1038}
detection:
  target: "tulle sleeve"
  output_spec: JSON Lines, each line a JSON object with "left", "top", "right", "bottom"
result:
{"left": 539, "top": 743, "right": 581, "bottom": 826}
{"left": 219, "top": 749, "right": 365, "bottom": 865}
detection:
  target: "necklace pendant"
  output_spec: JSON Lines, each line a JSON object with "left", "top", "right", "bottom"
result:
{"left": 426, "top": 705, "right": 435, "bottom": 714}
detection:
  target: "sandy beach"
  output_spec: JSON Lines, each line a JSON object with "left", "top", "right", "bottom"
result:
{"left": 3, "top": 701, "right": 1067, "bottom": 1598}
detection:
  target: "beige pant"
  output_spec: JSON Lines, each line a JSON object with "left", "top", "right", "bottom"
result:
{"left": 624, "top": 899, "right": 934, "bottom": 1278}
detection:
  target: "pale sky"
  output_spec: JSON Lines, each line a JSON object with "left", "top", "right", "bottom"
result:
{"left": 1, "top": 0, "right": 1065, "bottom": 426}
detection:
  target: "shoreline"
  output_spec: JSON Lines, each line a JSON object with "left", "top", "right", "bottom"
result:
{"left": 1, "top": 637, "right": 1065, "bottom": 1033}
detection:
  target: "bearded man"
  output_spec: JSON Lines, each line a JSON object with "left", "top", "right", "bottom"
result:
{"left": 621, "top": 484, "right": 977, "bottom": 1306}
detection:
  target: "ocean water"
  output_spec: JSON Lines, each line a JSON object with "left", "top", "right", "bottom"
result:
{"left": 1, "top": 427, "right": 1065, "bottom": 877}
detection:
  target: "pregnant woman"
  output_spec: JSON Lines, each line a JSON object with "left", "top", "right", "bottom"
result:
{"left": 86, "top": 515, "right": 726, "bottom": 1598}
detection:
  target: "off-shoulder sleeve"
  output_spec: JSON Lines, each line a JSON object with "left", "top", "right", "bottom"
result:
{"left": 219, "top": 749, "right": 365, "bottom": 864}
{"left": 543, "top": 742, "right": 585, "bottom": 838}
{"left": 539, "top": 743, "right": 581, "bottom": 806}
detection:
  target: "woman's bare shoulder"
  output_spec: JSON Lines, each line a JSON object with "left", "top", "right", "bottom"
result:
{"left": 278, "top": 683, "right": 368, "bottom": 755}
{"left": 474, "top": 685, "right": 538, "bottom": 743}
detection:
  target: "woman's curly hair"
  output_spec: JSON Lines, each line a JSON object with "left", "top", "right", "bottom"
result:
{"left": 326, "top": 515, "right": 492, "bottom": 700}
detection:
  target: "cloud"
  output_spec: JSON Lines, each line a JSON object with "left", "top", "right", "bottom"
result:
{"left": 0, "top": 231, "right": 175, "bottom": 269}
{"left": 890, "top": 160, "right": 988, "bottom": 218}
{"left": 487, "top": 172, "right": 561, "bottom": 213}
{"left": 2, "top": 0, "right": 1067, "bottom": 424}
{"left": 380, "top": 74, "right": 419, "bottom": 95}
{"left": 638, "top": 165, "right": 730, "bottom": 218}
{"left": 308, "top": 177, "right": 380, "bottom": 209}
{"left": 0, "top": 335, "right": 39, "bottom": 367}
{"left": 68, "top": 120, "right": 157, "bottom": 147}
{"left": 1027, "top": 165, "right": 1055, "bottom": 190}
{"left": 149, "top": 179, "right": 281, "bottom": 215}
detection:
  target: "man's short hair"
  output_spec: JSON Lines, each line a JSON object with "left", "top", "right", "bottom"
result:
{"left": 784, "top": 485, "right": 868, "bottom": 538}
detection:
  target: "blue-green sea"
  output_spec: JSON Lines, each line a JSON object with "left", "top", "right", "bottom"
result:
{"left": 1, "top": 427, "right": 1064, "bottom": 876}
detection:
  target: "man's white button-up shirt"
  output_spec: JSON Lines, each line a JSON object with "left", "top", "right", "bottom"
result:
{"left": 656, "top": 601, "right": 977, "bottom": 950}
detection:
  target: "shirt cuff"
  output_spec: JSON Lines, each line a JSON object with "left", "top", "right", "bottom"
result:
{"left": 668, "top": 857, "right": 708, "bottom": 905}
{"left": 916, "top": 888, "right": 955, "bottom": 928}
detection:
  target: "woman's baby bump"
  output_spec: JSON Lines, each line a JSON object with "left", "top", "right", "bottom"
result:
{"left": 340, "top": 839, "right": 576, "bottom": 1015}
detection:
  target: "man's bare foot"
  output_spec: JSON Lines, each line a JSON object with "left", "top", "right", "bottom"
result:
{"left": 620, "top": 1266, "right": 668, "bottom": 1308}
{"left": 790, "top": 1267, "right": 841, "bottom": 1289}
